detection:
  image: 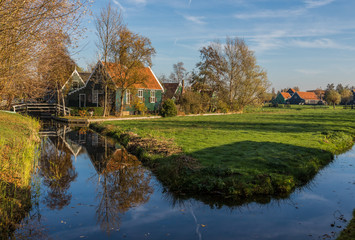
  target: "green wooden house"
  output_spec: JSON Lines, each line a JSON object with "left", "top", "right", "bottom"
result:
{"left": 272, "top": 92, "right": 291, "bottom": 104}
{"left": 66, "top": 61, "right": 164, "bottom": 114}
{"left": 62, "top": 69, "right": 91, "bottom": 94}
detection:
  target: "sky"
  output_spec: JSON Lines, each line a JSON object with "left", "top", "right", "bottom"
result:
{"left": 73, "top": 0, "right": 355, "bottom": 91}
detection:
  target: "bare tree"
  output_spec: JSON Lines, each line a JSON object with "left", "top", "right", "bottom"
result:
{"left": 95, "top": 3, "right": 123, "bottom": 116}
{"left": 109, "top": 26, "right": 156, "bottom": 116}
{"left": 37, "top": 31, "right": 75, "bottom": 115}
{"left": 0, "top": 0, "right": 89, "bottom": 108}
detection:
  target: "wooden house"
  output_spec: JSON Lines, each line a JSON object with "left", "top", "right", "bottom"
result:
{"left": 66, "top": 61, "right": 164, "bottom": 114}
{"left": 273, "top": 92, "right": 291, "bottom": 104}
{"left": 288, "top": 91, "right": 320, "bottom": 105}
{"left": 62, "top": 69, "right": 91, "bottom": 94}
{"left": 287, "top": 88, "right": 296, "bottom": 96}
{"left": 162, "top": 82, "right": 183, "bottom": 100}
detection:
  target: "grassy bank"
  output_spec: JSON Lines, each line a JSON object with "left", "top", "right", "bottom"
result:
{"left": 91, "top": 108, "right": 355, "bottom": 200}
{"left": 337, "top": 210, "right": 355, "bottom": 240}
{"left": 0, "top": 111, "right": 40, "bottom": 236}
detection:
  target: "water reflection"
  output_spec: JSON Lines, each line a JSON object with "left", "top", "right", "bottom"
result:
{"left": 39, "top": 128, "right": 78, "bottom": 210}
{"left": 96, "top": 148, "right": 153, "bottom": 233}
{"left": 38, "top": 121, "right": 153, "bottom": 234}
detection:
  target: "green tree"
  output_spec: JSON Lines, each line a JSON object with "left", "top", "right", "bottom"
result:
{"left": 326, "top": 90, "right": 341, "bottom": 109}
{"left": 160, "top": 99, "right": 177, "bottom": 117}
{"left": 341, "top": 89, "right": 352, "bottom": 105}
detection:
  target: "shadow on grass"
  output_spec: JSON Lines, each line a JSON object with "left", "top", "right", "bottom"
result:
{"left": 148, "top": 141, "right": 342, "bottom": 208}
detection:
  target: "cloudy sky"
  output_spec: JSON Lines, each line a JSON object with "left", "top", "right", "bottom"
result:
{"left": 74, "top": 0, "right": 355, "bottom": 91}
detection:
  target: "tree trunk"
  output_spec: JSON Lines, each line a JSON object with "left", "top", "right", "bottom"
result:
{"left": 119, "top": 90, "right": 125, "bottom": 117}
{"left": 61, "top": 90, "right": 66, "bottom": 116}
{"left": 333, "top": 103, "right": 335, "bottom": 109}
{"left": 56, "top": 89, "right": 60, "bottom": 116}
{"left": 103, "top": 85, "right": 107, "bottom": 117}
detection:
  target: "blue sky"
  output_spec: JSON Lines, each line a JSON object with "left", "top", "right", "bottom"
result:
{"left": 74, "top": 0, "right": 355, "bottom": 91}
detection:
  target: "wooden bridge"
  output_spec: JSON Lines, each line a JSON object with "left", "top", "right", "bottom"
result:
{"left": 12, "top": 103, "right": 71, "bottom": 116}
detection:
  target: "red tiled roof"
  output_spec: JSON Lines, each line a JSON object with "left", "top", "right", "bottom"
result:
{"left": 289, "top": 88, "right": 296, "bottom": 93}
{"left": 280, "top": 92, "right": 291, "bottom": 99}
{"left": 296, "top": 91, "right": 319, "bottom": 100}
{"left": 102, "top": 62, "right": 163, "bottom": 91}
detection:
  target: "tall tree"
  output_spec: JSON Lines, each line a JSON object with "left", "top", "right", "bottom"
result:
{"left": 95, "top": 3, "right": 124, "bottom": 116}
{"left": 109, "top": 26, "right": 156, "bottom": 116}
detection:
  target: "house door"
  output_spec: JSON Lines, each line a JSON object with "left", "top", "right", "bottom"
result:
{"left": 79, "top": 94, "right": 86, "bottom": 107}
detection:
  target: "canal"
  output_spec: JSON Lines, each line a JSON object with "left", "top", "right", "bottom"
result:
{"left": 13, "top": 121, "right": 355, "bottom": 239}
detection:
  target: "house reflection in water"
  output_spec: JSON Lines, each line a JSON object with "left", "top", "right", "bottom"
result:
{"left": 39, "top": 123, "right": 153, "bottom": 233}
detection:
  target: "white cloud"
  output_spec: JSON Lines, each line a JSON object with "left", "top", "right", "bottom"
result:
{"left": 183, "top": 15, "right": 206, "bottom": 25}
{"left": 188, "top": 0, "right": 192, "bottom": 7}
{"left": 304, "top": 0, "right": 335, "bottom": 9}
{"left": 291, "top": 38, "right": 355, "bottom": 50}
{"left": 235, "top": 0, "right": 335, "bottom": 20}
{"left": 113, "top": 0, "right": 126, "bottom": 11}
{"left": 130, "top": 0, "right": 147, "bottom": 4}
{"left": 235, "top": 9, "right": 304, "bottom": 19}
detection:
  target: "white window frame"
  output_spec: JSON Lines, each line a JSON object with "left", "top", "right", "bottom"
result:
{"left": 138, "top": 89, "right": 143, "bottom": 100}
{"left": 79, "top": 94, "right": 86, "bottom": 107}
{"left": 150, "top": 90, "right": 156, "bottom": 103}
{"left": 126, "top": 90, "right": 131, "bottom": 105}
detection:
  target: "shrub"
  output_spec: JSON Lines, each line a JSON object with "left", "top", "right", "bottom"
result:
{"left": 71, "top": 107, "right": 104, "bottom": 116}
{"left": 133, "top": 98, "right": 147, "bottom": 115}
{"left": 180, "top": 90, "right": 203, "bottom": 114}
{"left": 160, "top": 99, "right": 177, "bottom": 117}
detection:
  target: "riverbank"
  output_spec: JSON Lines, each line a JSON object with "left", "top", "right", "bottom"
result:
{"left": 91, "top": 108, "right": 355, "bottom": 200}
{"left": 337, "top": 210, "right": 355, "bottom": 240}
{"left": 0, "top": 111, "right": 40, "bottom": 236}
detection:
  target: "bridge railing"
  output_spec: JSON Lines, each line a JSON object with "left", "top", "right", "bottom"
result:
{"left": 12, "top": 103, "right": 71, "bottom": 116}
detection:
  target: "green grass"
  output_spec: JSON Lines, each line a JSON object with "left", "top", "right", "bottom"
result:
{"left": 0, "top": 111, "right": 40, "bottom": 237}
{"left": 92, "top": 107, "right": 355, "bottom": 199}
{"left": 337, "top": 210, "right": 355, "bottom": 240}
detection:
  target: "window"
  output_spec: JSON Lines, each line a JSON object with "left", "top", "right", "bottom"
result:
{"left": 126, "top": 90, "right": 131, "bottom": 104}
{"left": 138, "top": 90, "right": 143, "bottom": 99}
{"left": 150, "top": 90, "right": 156, "bottom": 103}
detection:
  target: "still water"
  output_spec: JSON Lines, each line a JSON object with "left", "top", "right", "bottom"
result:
{"left": 15, "top": 121, "right": 355, "bottom": 239}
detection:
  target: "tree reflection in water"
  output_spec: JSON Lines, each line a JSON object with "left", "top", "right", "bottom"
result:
{"left": 39, "top": 135, "right": 77, "bottom": 210}
{"left": 94, "top": 139, "right": 153, "bottom": 234}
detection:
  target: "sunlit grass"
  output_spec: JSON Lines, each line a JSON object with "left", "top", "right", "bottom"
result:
{"left": 94, "top": 107, "right": 355, "bottom": 197}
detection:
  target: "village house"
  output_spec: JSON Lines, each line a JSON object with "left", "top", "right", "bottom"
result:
{"left": 287, "top": 88, "right": 296, "bottom": 96}
{"left": 62, "top": 68, "right": 91, "bottom": 94}
{"left": 162, "top": 82, "right": 183, "bottom": 101}
{"left": 272, "top": 92, "right": 291, "bottom": 104}
{"left": 66, "top": 61, "right": 164, "bottom": 114}
{"left": 287, "top": 91, "right": 321, "bottom": 105}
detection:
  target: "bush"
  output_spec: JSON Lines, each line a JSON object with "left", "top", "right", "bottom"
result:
{"left": 70, "top": 107, "right": 104, "bottom": 116}
{"left": 160, "top": 99, "right": 177, "bottom": 117}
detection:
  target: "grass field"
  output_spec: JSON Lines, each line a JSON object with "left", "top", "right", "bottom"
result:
{"left": 92, "top": 107, "right": 355, "bottom": 199}
{"left": 0, "top": 111, "right": 40, "bottom": 237}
